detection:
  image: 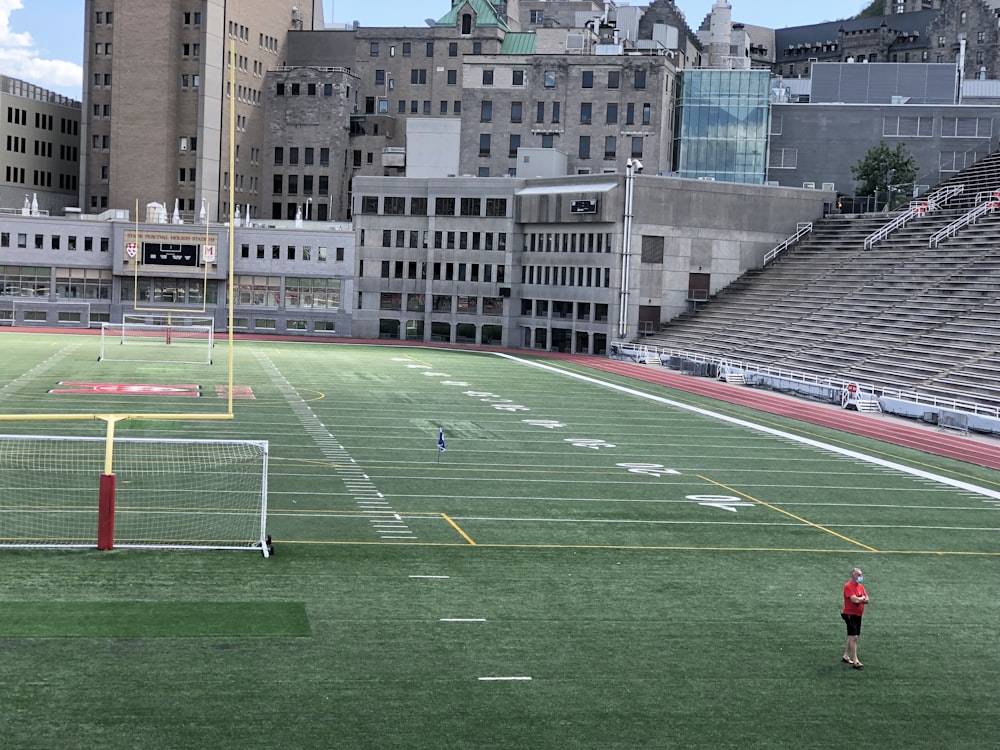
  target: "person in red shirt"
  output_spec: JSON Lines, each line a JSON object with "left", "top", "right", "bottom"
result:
{"left": 841, "top": 568, "right": 870, "bottom": 669}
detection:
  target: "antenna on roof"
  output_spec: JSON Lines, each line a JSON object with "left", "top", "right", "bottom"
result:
{"left": 425, "top": 18, "right": 436, "bottom": 27}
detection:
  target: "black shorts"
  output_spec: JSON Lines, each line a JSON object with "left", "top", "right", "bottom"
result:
{"left": 841, "top": 613, "right": 863, "bottom": 636}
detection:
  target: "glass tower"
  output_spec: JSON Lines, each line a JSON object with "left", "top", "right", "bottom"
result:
{"left": 673, "top": 69, "right": 771, "bottom": 184}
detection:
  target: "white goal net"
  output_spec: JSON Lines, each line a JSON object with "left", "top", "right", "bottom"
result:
{"left": 0, "top": 434, "right": 269, "bottom": 555}
{"left": 99, "top": 321, "right": 215, "bottom": 364}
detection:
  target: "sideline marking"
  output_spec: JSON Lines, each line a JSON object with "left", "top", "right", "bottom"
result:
{"left": 275, "top": 539, "right": 1000, "bottom": 556}
{"left": 697, "top": 476, "right": 879, "bottom": 552}
{"left": 440, "top": 618, "right": 486, "bottom": 622}
{"left": 498, "top": 354, "right": 1000, "bottom": 504}
{"left": 410, "top": 575, "right": 450, "bottom": 579}
{"left": 443, "top": 512, "right": 476, "bottom": 545}
{"left": 479, "top": 676, "right": 532, "bottom": 681}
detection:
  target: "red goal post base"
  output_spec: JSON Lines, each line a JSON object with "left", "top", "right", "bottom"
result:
{"left": 98, "top": 473, "right": 116, "bottom": 550}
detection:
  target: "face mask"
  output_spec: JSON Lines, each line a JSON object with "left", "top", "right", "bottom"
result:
{"left": 856, "top": 576, "right": 863, "bottom": 583}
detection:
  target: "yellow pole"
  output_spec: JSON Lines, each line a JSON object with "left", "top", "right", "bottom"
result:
{"left": 227, "top": 36, "right": 236, "bottom": 417}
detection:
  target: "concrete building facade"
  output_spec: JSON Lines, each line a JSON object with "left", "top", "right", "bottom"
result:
{"left": 350, "top": 173, "right": 829, "bottom": 352}
{"left": 0, "top": 76, "right": 81, "bottom": 214}
{"left": 81, "top": 0, "right": 323, "bottom": 223}
{"left": 0, "top": 211, "right": 355, "bottom": 336}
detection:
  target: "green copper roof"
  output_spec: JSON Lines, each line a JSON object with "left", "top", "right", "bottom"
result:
{"left": 436, "top": 0, "right": 510, "bottom": 32}
{"left": 500, "top": 32, "right": 536, "bottom": 55}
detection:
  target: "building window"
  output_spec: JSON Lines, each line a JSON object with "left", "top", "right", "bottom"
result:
{"left": 631, "top": 136, "right": 643, "bottom": 158}
{"left": 604, "top": 136, "right": 616, "bottom": 160}
{"left": 483, "top": 69, "right": 494, "bottom": 85}
{"left": 582, "top": 71, "right": 594, "bottom": 88}
{"left": 510, "top": 101, "right": 522, "bottom": 123}
{"left": 634, "top": 70, "right": 647, "bottom": 90}
{"left": 579, "top": 135, "right": 591, "bottom": 159}
{"left": 509, "top": 134, "right": 520, "bottom": 157}
{"left": 481, "top": 100, "right": 492, "bottom": 122}
{"left": 485, "top": 198, "right": 507, "bottom": 217}
{"left": 513, "top": 70, "right": 525, "bottom": 86}
{"left": 461, "top": 197, "right": 481, "bottom": 216}
{"left": 608, "top": 71, "right": 620, "bottom": 89}
{"left": 370, "top": 42, "right": 380, "bottom": 56}
{"left": 479, "top": 134, "right": 491, "bottom": 157}
{"left": 530, "top": 9, "right": 544, "bottom": 24}
{"left": 606, "top": 103, "right": 618, "bottom": 124}
{"left": 580, "top": 103, "right": 592, "bottom": 124}
{"left": 544, "top": 70, "right": 556, "bottom": 88}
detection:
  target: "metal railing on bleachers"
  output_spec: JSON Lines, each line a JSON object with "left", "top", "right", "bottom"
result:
{"left": 763, "top": 222, "right": 812, "bottom": 266}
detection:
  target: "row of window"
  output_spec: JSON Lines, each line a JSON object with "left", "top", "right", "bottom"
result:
{"left": 0, "top": 266, "right": 112, "bottom": 300}
{"left": 121, "top": 277, "right": 217, "bottom": 305}
{"left": 372, "top": 229, "right": 509, "bottom": 252}
{"left": 3, "top": 166, "right": 77, "bottom": 190}
{"left": 273, "top": 147, "right": 331, "bottom": 167}
{"left": 5, "top": 109, "right": 75, "bottom": 134}
{"left": 232, "top": 275, "right": 342, "bottom": 309}
{"left": 275, "top": 82, "right": 346, "bottom": 97}
{"left": 479, "top": 132, "right": 645, "bottom": 160}
{"left": 239, "top": 244, "right": 344, "bottom": 262}
{"left": 359, "top": 196, "right": 508, "bottom": 217}
{"left": 520, "top": 299, "right": 609, "bottom": 322}
{"left": 522, "top": 265, "right": 613, "bottom": 289}
{"left": 370, "top": 40, "right": 488, "bottom": 57}
{"left": 1, "top": 233, "right": 107, "bottom": 252}
{"left": 479, "top": 100, "right": 653, "bottom": 126}
{"left": 270, "top": 202, "right": 333, "bottom": 221}
{"left": 377, "top": 260, "right": 506, "bottom": 284}
{"left": 379, "top": 292, "right": 504, "bottom": 316}
{"left": 272, "top": 174, "right": 332, "bottom": 196}
{"left": 524, "top": 233, "right": 614, "bottom": 254}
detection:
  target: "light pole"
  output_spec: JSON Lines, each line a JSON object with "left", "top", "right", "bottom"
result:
{"left": 620, "top": 158, "right": 643, "bottom": 339}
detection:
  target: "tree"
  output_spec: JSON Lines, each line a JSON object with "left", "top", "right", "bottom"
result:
{"left": 850, "top": 141, "right": 918, "bottom": 204}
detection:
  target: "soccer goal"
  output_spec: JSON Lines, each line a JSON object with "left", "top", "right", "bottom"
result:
{"left": 0, "top": 434, "right": 270, "bottom": 556}
{"left": 99, "top": 321, "right": 214, "bottom": 364}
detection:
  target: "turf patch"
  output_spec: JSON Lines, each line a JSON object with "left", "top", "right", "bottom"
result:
{"left": 0, "top": 602, "right": 311, "bottom": 638}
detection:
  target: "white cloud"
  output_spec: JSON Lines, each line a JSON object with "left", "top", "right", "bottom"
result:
{"left": 0, "top": 0, "right": 82, "bottom": 98}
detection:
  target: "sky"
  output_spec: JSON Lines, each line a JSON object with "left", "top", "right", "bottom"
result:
{"left": 0, "top": 0, "right": 872, "bottom": 102}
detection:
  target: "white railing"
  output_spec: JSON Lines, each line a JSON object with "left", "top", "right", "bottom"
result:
{"left": 864, "top": 184, "right": 965, "bottom": 250}
{"left": 928, "top": 196, "right": 999, "bottom": 248}
{"left": 763, "top": 222, "right": 812, "bottom": 266}
{"left": 608, "top": 341, "right": 1000, "bottom": 419}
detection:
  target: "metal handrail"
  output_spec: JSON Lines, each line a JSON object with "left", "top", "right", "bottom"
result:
{"left": 763, "top": 222, "right": 812, "bottom": 266}
{"left": 863, "top": 184, "right": 965, "bottom": 250}
{"left": 929, "top": 199, "right": 998, "bottom": 248}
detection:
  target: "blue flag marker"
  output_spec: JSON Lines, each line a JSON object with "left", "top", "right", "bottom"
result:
{"left": 438, "top": 428, "right": 446, "bottom": 452}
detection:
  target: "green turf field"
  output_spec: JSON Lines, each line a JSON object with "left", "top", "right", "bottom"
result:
{"left": 0, "top": 331, "right": 998, "bottom": 749}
